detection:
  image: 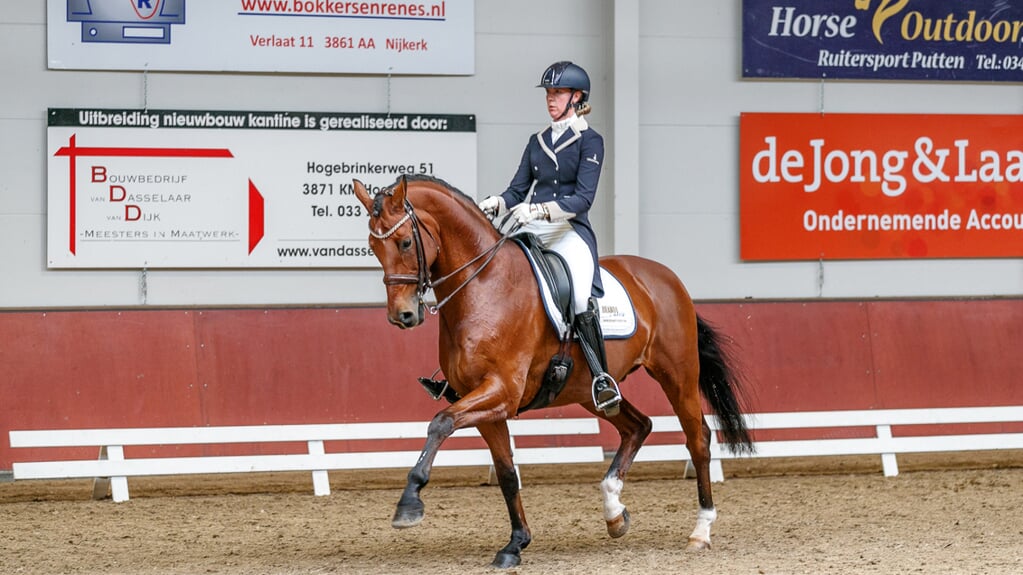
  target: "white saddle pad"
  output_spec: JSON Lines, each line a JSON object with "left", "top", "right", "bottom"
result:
{"left": 522, "top": 254, "right": 637, "bottom": 340}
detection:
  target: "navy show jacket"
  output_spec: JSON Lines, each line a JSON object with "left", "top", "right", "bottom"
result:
{"left": 500, "top": 117, "right": 606, "bottom": 297}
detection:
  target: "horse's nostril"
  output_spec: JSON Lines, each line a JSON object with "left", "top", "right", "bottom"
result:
{"left": 399, "top": 311, "right": 418, "bottom": 327}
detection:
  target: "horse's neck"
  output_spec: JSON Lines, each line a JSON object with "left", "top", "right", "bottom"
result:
{"left": 434, "top": 220, "right": 514, "bottom": 284}
{"left": 421, "top": 194, "right": 523, "bottom": 305}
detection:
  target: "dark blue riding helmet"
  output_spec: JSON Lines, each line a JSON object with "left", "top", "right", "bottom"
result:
{"left": 537, "top": 61, "right": 590, "bottom": 105}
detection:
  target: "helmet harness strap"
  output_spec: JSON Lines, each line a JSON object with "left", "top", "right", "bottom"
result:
{"left": 553, "top": 90, "right": 580, "bottom": 122}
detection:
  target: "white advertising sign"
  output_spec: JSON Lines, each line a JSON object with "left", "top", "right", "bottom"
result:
{"left": 47, "top": 108, "right": 477, "bottom": 268}
{"left": 47, "top": 0, "right": 474, "bottom": 74}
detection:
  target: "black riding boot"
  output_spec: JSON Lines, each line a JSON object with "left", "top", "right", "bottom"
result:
{"left": 574, "top": 298, "right": 622, "bottom": 416}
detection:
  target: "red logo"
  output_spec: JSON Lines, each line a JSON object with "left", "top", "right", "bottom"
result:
{"left": 131, "top": 0, "right": 162, "bottom": 20}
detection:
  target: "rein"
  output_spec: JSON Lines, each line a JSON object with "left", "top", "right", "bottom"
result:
{"left": 370, "top": 197, "right": 520, "bottom": 314}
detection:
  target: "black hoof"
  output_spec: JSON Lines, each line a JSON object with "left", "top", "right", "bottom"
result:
{"left": 391, "top": 502, "right": 425, "bottom": 529}
{"left": 491, "top": 551, "right": 521, "bottom": 569}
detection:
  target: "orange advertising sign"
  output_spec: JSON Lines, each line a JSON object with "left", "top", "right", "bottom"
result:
{"left": 740, "top": 113, "right": 1023, "bottom": 260}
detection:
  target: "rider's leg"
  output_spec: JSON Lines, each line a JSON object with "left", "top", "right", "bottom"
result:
{"left": 522, "top": 223, "right": 621, "bottom": 415}
{"left": 545, "top": 230, "right": 622, "bottom": 416}
{"left": 574, "top": 297, "right": 621, "bottom": 416}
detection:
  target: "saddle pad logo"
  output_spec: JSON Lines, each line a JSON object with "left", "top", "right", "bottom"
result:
{"left": 67, "top": 0, "right": 187, "bottom": 44}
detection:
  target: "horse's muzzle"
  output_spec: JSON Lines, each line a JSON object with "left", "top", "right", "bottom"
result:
{"left": 389, "top": 302, "right": 424, "bottom": 329}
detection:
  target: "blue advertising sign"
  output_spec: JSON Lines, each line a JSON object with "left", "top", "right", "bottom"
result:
{"left": 743, "top": 0, "right": 1023, "bottom": 81}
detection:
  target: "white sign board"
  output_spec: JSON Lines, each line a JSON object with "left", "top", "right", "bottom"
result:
{"left": 47, "top": 108, "right": 477, "bottom": 268}
{"left": 47, "top": 0, "right": 474, "bottom": 74}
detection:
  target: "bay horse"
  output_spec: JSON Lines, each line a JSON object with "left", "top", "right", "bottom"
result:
{"left": 353, "top": 174, "right": 753, "bottom": 568}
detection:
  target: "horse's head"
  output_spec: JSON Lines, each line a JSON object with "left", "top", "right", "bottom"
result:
{"left": 354, "top": 175, "right": 438, "bottom": 329}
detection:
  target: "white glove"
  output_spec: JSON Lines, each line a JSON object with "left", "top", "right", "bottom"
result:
{"left": 478, "top": 196, "right": 502, "bottom": 216}
{"left": 511, "top": 202, "right": 544, "bottom": 225}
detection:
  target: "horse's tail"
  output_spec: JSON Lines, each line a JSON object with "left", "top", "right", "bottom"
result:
{"left": 696, "top": 314, "right": 755, "bottom": 454}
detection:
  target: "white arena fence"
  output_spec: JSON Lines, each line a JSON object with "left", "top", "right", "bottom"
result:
{"left": 9, "top": 418, "right": 603, "bottom": 502}
{"left": 9, "top": 406, "right": 1023, "bottom": 502}
{"left": 648, "top": 405, "right": 1023, "bottom": 482}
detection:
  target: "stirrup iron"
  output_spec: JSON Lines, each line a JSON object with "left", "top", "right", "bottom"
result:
{"left": 591, "top": 373, "right": 621, "bottom": 416}
{"left": 417, "top": 368, "right": 460, "bottom": 404}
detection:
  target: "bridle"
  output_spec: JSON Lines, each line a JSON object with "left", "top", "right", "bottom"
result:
{"left": 368, "top": 194, "right": 519, "bottom": 314}
{"left": 369, "top": 199, "right": 429, "bottom": 292}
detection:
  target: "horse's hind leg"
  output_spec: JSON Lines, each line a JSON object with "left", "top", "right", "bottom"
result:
{"left": 649, "top": 361, "right": 718, "bottom": 549}
{"left": 673, "top": 392, "right": 718, "bottom": 549}
{"left": 681, "top": 414, "right": 717, "bottom": 550}
{"left": 588, "top": 399, "right": 652, "bottom": 539}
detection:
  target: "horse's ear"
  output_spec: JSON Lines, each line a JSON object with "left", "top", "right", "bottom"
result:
{"left": 393, "top": 175, "right": 408, "bottom": 205}
{"left": 353, "top": 179, "right": 373, "bottom": 212}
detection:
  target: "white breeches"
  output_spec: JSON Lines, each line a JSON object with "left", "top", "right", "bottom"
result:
{"left": 518, "top": 220, "right": 594, "bottom": 314}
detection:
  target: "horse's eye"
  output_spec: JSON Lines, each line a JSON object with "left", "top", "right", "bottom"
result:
{"left": 400, "top": 238, "right": 413, "bottom": 251}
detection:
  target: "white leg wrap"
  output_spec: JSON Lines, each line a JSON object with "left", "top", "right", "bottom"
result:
{"left": 689, "top": 507, "right": 717, "bottom": 543}
{"left": 600, "top": 477, "right": 626, "bottom": 521}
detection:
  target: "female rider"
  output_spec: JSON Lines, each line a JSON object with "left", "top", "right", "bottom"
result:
{"left": 478, "top": 61, "right": 621, "bottom": 416}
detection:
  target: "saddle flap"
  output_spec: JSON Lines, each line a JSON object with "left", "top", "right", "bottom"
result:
{"left": 512, "top": 233, "right": 573, "bottom": 324}
{"left": 514, "top": 235, "right": 638, "bottom": 341}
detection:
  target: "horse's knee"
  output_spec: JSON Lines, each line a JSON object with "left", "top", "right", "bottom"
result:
{"left": 427, "top": 412, "right": 455, "bottom": 439}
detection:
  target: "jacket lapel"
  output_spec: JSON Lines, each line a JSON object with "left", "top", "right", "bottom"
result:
{"left": 537, "top": 127, "right": 559, "bottom": 168}
{"left": 536, "top": 117, "right": 589, "bottom": 169}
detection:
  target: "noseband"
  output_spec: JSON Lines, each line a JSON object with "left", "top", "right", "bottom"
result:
{"left": 368, "top": 194, "right": 519, "bottom": 314}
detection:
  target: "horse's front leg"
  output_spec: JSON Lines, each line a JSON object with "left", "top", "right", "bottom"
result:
{"left": 477, "top": 421, "right": 531, "bottom": 568}
{"left": 391, "top": 409, "right": 455, "bottom": 528}
{"left": 391, "top": 377, "right": 519, "bottom": 531}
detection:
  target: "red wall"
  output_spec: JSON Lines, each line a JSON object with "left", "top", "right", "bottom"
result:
{"left": 3, "top": 299, "right": 1022, "bottom": 469}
